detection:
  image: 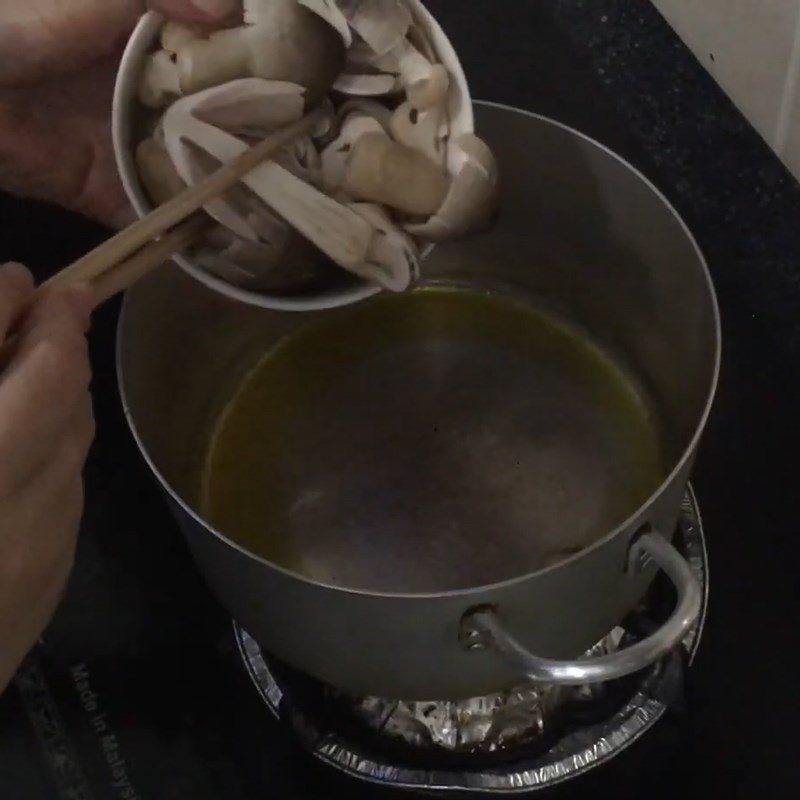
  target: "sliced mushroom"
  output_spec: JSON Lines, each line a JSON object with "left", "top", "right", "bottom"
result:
{"left": 389, "top": 100, "right": 449, "bottom": 168}
{"left": 310, "top": 97, "right": 338, "bottom": 145}
{"left": 321, "top": 112, "right": 384, "bottom": 192}
{"left": 332, "top": 72, "right": 398, "bottom": 96}
{"left": 349, "top": 202, "right": 420, "bottom": 291}
{"left": 162, "top": 89, "right": 376, "bottom": 271}
{"left": 388, "top": 40, "right": 449, "bottom": 111}
{"left": 142, "top": 2, "right": 345, "bottom": 107}
{"left": 139, "top": 50, "right": 182, "bottom": 108}
{"left": 135, "top": 137, "right": 187, "bottom": 205}
{"left": 159, "top": 79, "right": 308, "bottom": 240}
{"left": 196, "top": 227, "right": 341, "bottom": 292}
{"left": 298, "top": 0, "right": 353, "bottom": 46}
{"left": 160, "top": 20, "right": 206, "bottom": 52}
{"left": 276, "top": 136, "right": 324, "bottom": 188}
{"left": 190, "top": 78, "right": 306, "bottom": 138}
{"left": 342, "top": 131, "right": 450, "bottom": 216}
{"left": 340, "top": 0, "right": 412, "bottom": 55}
{"left": 405, "top": 133, "right": 499, "bottom": 241}
{"left": 336, "top": 98, "right": 394, "bottom": 130}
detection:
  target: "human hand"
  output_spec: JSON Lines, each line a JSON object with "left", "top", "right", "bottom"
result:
{"left": 0, "top": 263, "right": 95, "bottom": 692}
{"left": 0, "top": 0, "right": 238, "bottom": 227}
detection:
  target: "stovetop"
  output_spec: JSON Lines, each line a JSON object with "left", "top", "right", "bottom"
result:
{"left": 2, "top": 2, "right": 800, "bottom": 798}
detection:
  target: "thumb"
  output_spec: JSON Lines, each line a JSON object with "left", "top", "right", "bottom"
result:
{"left": 0, "top": 1, "right": 238, "bottom": 86}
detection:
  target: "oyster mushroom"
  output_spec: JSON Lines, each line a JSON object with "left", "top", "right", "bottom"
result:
{"left": 140, "top": 1, "right": 345, "bottom": 108}
{"left": 160, "top": 20, "right": 207, "bottom": 52}
{"left": 389, "top": 40, "right": 450, "bottom": 111}
{"left": 342, "top": 131, "right": 450, "bottom": 216}
{"left": 139, "top": 50, "right": 182, "bottom": 108}
{"left": 349, "top": 202, "right": 420, "bottom": 291}
{"left": 135, "top": 137, "right": 187, "bottom": 206}
{"left": 405, "top": 133, "right": 499, "bottom": 241}
{"left": 195, "top": 225, "right": 337, "bottom": 293}
{"left": 340, "top": 0, "right": 412, "bottom": 55}
{"left": 162, "top": 87, "right": 377, "bottom": 272}
{"left": 332, "top": 72, "right": 398, "bottom": 96}
{"left": 320, "top": 112, "right": 385, "bottom": 192}
{"left": 161, "top": 79, "right": 311, "bottom": 242}
{"left": 190, "top": 78, "right": 306, "bottom": 138}
{"left": 298, "top": 0, "right": 352, "bottom": 46}
{"left": 336, "top": 98, "right": 394, "bottom": 130}
{"left": 389, "top": 100, "right": 448, "bottom": 168}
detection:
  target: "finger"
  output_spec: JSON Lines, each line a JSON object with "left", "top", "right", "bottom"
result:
{"left": 1, "top": 394, "right": 93, "bottom": 554}
{"left": 17, "top": 286, "right": 94, "bottom": 341}
{"left": 0, "top": 310, "right": 92, "bottom": 492}
{"left": 0, "top": 1, "right": 241, "bottom": 84}
{"left": 2, "top": 473, "right": 84, "bottom": 659}
{"left": 0, "top": 57, "right": 132, "bottom": 226}
{"left": 0, "top": 1, "right": 142, "bottom": 85}
{"left": 0, "top": 263, "right": 34, "bottom": 340}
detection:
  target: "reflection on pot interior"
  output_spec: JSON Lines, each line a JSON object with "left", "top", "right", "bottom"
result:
{"left": 201, "top": 284, "right": 665, "bottom": 592}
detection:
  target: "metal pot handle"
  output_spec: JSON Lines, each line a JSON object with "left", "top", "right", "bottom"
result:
{"left": 460, "top": 531, "right": 702, "bottom": 685}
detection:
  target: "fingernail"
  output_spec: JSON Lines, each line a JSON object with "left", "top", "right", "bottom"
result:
{"left": 1, "top": 261, "right": 33, "bottom": 282}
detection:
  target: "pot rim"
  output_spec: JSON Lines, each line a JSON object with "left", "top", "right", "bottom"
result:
{"left": 116, "top": 100, "right": 722, "bottom": 601}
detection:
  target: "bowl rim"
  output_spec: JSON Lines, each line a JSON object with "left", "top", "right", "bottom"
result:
{"left": 112, "top": 6, "right": 473, "bottom": 312}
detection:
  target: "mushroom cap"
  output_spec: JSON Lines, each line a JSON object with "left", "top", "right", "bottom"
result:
{"left": 321, "top": 112, "right": 385, "bottom": 192}
{"left": 389, "top": 100, "right": 448, "bottom": 168}
{"left": 191, "top": 77, "right": 306, "bottom": 138}
{"left": 407, "top": 63, "right": 449, "bottom": 111}
{"left": 340, "top": 0, "right": 412, "bottom": 55}
{"left": 405, "top": 133, "right": 499, "bottom": 241}
{"left": 349, "top": 202, "right": 420, "bottom": 291}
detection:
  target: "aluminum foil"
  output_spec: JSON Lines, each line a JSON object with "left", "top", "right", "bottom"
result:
{"left": 236, "top": 486, "right": 707, "bottom": 792}
{"left": 343, "top": 628, "right": 624, "bottom": 754}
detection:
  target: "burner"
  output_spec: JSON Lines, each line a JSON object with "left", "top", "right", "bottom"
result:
{"left": 236, "top": 487, "right": 708, "bottom": 792}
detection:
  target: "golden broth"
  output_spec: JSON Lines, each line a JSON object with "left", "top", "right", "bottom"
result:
{"left": 201, "top": 286, "right": 665, "bottom": 591}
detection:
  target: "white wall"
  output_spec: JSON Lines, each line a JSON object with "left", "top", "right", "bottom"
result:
{"left": 651, "top": 0, "right": 800, "bottom": 179}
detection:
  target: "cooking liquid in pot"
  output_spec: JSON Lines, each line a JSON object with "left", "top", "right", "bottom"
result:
{"left": 201, "top": 285, "right": 665, "bottom": 592}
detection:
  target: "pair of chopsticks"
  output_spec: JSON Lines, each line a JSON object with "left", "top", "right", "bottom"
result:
{"left": 47, "top": 106, "right": 325, "bottom": 305}
{"left": 0, "top": 108, "right": 322, "bottom": 372}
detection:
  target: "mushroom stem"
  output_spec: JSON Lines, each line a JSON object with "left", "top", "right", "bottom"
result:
{"left": 135, "top": 138, "right": 187, "bottom": 205}
{"left": 343, "top": 132, "right": 450, "bottom": 216}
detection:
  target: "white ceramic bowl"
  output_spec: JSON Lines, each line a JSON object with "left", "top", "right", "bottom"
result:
{"left": 112, "top": 2, "right": 474, "bottom": 311}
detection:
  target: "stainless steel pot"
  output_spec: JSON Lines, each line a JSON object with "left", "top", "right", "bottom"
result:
{"left": 117, "top": 102, "right": 720, "bottom": 700}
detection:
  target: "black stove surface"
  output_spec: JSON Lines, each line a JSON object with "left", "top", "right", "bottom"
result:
{"left": 2, "top": 2, "right": 800, "bottom": 799}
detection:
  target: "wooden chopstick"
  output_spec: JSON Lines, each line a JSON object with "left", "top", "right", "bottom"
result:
{"left": 44, "top": 106, "right": 325, "bottom": 294}
{"left": 91, "top": 214, "right": 209, "bottom": 305}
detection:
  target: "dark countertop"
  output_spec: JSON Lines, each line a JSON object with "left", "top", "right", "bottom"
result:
{"left": 2, "top": 2, "right": 800, "bottom": 798}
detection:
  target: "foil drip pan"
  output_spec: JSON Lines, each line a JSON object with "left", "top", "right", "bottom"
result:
{"left": 236, "top": 487, "right": 708, "bottom": 792}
